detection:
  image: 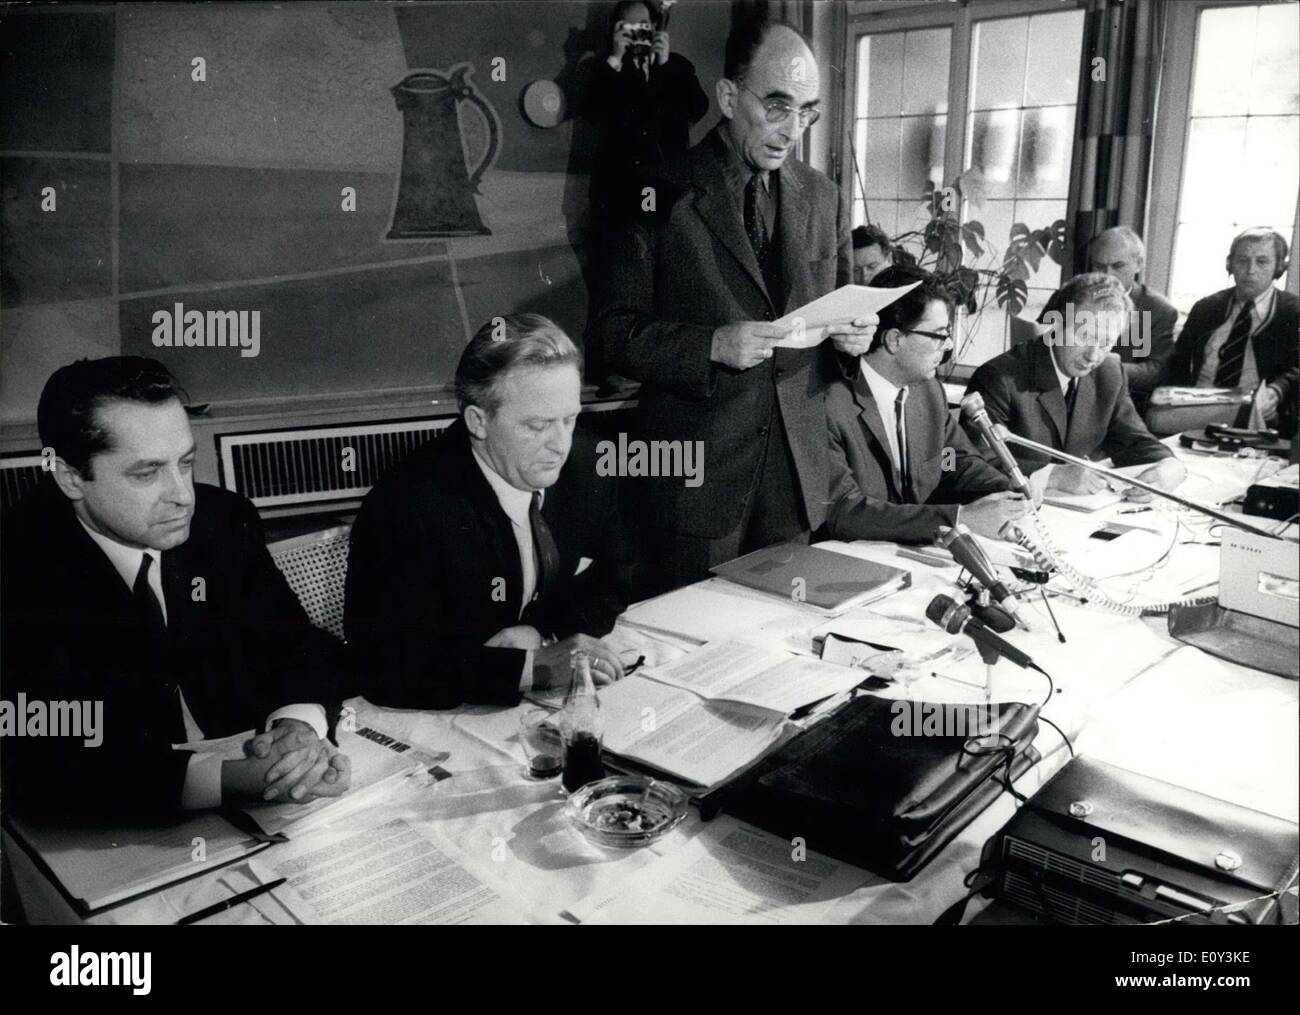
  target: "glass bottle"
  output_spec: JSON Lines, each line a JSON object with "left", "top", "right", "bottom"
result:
{"left": 560, "top": 650, "right": 605, "bottom": 794}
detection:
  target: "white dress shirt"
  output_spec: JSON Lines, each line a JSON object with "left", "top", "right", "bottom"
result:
{"left": 1196, "top": 286, "right": 1276, "bottom": 389}
{"left": 77, "top": 519, "right": 327, "bottom": 809}
{"left": 470, "top": 449, "right": 544, "bottom": 690}
{"left": 860, "top": 359, "right": 907, "bottom": 491}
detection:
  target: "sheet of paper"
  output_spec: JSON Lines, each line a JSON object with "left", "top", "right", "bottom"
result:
{"left": 566, "top": 816, "right": 869, "bottom": 924}
{"left": 7, "top": 810, "right": 262, "bottom": 912}
{"left": 773, "top": 281, "right": 921, "bottom": 347}
{"left": 622, "top": 579, "right": 821, "bottom": 645}
{"left": 598, "top": 676, "right": 700, "bottom": 757}
{"left": 618, "top": 700, "right": 788, "bottom": 787}
{"left": 267, "top": 817, "right": 530, "bottom": 924}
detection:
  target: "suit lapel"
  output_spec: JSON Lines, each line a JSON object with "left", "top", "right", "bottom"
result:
{"left": 691, "top": 130, "right": 772, "bottom": 311}
{"left": 1031, "top": 342, "right": 1068, "bottom": 446}
{"left": 849, "top": 368, "right": 902, "bottom": 501}
{"left": 448, "top": 427, "right": 528, "bottom": 619}
{"left": 776, "top": 165, "right": 811, "bottom": 315}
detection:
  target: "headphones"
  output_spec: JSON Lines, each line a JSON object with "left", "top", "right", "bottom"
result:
{"left": 1226, "top": 229, "right": 1290, "bottom": 280}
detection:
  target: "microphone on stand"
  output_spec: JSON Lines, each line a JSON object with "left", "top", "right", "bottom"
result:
{"left": 935, "top": 524, "right": 1030, "bottom": 631}
{"left": 960, "top": 392, "right": 1034, "bottom": 501}
{"left": 925, "top": 593, "right": 1043, "bottom": 673}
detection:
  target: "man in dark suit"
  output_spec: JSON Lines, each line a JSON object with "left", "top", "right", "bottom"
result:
{"left": 1039, "top": 226, "right": 1177, "bottom": 407}
{"left": 346, "top": 315, "right": 631, "bottom": 710}
{"left": 1163, "top": 227, "right": 1298, "bottom": 435}
{"left": 825, "top": 266, "right": 1029, "bottom": 544}
{"left": 969, "top": 273, "right": 1185, "bottom": 499}
{"left": 1, "top": 357, "right": 349, "bottom": 822}
{"left": 590, "top": 15, "right": 876, "bottom": 596}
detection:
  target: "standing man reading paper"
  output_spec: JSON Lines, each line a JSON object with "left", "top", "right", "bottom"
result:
{"left": 590, "top": 14, "right": 876, "bottom": 596}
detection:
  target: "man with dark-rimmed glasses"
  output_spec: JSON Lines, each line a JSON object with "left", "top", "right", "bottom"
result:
{"left": 825, "top": 266, "right": 1031, "bottom": 544}
{"left": 591, "top": 13, "right": 878, "bottom": 596}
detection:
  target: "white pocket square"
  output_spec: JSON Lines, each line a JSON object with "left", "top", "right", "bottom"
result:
{"left": 575, "top": 557, "right": 594, "bottom": 576}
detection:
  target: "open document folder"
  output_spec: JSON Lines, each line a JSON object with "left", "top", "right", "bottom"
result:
{"left": 598, "top": 640, "right": 865, "bottom": 788}
{"left": 5, "top": 721, "right": 443, "bottom": 914}
{"left": 773, "top": 281, "right": 921, "bottom": 348}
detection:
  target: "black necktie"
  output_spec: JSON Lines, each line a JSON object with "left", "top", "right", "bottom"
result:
{"left": 744, "top": 173, "right": 768, "bottom": 263}
{"left": 895, "top": 389, "right": 915, "bottom": 503}
{"left": 529, "top": 492, "right": 560, "bottom": 607}
{"left": 1214, "top": 302, "right": 1254, "bottom": 387}
{"left": 1065, "top": 378, "right": 1079, "bottom": 422}
{"left": 133, "top": 553, "right": 166, "bottom": 639}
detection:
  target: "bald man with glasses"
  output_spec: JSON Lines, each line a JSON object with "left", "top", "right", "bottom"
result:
{"left": 591, "top": 14, "right": 876, "bottom": 596}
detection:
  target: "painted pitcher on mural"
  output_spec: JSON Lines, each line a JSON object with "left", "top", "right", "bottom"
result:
{"left": 386, "top": 64, "right": 500, "bottom": 239}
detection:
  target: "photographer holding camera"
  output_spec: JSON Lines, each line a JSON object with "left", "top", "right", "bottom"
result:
{"left": 584, "top": 1, "right": 708, "bottom": 231}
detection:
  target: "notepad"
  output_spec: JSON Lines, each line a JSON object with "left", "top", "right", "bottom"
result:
{"left": 710, "top": 542, "right": 911, "bottom": 614}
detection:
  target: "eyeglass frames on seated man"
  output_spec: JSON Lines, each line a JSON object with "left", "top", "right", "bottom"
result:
{"left": 738, "top": 82, "right": 821, "bottom": 127}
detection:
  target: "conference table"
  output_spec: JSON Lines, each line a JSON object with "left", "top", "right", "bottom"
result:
{"left": 7, "top": 445, "right": 1297, "bottom": 925}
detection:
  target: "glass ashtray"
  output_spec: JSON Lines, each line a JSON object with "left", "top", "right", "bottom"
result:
{"left": 564, "top": 775, "right": 688, "bottom": 849}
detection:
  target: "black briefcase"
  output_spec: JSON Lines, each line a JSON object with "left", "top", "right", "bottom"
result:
{"left": 989, "top": 756, "right": 1300, "bottom": 925}
{"left": 721, "top": 693, "right": 1041, "bottom": 881}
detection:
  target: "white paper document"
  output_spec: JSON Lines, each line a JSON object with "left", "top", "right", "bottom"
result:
{"left": 566, "top": 816, "right": 869, "bottom": 924}
{"left": 773, "top": 281, "right": 921, "bottom": 347}
{"left": 268, "top": 817, "right": 530, "bottom": 924}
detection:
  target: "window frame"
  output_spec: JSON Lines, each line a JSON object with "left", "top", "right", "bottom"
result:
{"left": 1146, "top": 0, "right": 1299, "bottom": 300}
{"left": 842, "top": 0, "right": 1088, "bottom": 374}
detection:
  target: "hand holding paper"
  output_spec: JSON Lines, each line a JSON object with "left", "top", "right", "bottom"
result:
{"left": 773, "top": 281, "right": 922, "bottom": 349}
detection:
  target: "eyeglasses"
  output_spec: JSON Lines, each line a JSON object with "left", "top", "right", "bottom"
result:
{"left": 739, "top": 83, "right": 821, "bottom": 127}
{"left": 904, "top": 328, "right": 953, "bottom": 343}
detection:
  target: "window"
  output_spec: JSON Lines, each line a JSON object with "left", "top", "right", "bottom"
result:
{"left": 1167, "top": 3, "right": 1299, "bottom": 311}
{"left": 846, "top": 1, "right": 1087, "bottom": 370}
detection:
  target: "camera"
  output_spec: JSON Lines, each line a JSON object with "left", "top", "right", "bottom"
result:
{"left": 620, "top": 20, "right": 654, "bottom": 59}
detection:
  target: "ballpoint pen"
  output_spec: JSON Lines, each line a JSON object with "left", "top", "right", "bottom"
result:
{"left": 176, "top": 878, "right": 288, "bottom": 925}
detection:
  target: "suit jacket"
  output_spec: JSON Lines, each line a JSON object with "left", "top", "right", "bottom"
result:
{"left": 0, "top": 481, "right": 345, "bottom": 821}
{"left": 825, "top": 367, "right": 1013, "bottom": 544}
{"left": 345, "top": 420, "right": 631, "bottom": 710}
{"left": 1039, "top": 283, "right": 1178, "bottom": 394}
{"left": 967, "top": 339, "right": 1173, "bottom": 473}
{"left": 590, "top": 125, "right": 851, "bottom": 539}
{"left": 1163, "top": 286, "right": 1299, "bottom": 435}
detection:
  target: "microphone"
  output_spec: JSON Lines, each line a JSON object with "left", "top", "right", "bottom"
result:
{"left": 935, "top": 524, "right": 1029, "bottom": 630}
{"left": 925, "top": 593, "right": 1041, "bottom": 673}
{"left": 960, "top": 392, "right": 1033, "bottom": 500}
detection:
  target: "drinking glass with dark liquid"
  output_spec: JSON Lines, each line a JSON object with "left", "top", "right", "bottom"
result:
{"left": 559, "top": 650, "right": 605, "bottom": 794}
{"left": 519, "top": 707, "right": 564, "bottom": 780}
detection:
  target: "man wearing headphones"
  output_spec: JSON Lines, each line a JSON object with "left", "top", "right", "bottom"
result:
{"left": 1164, "top": 227, "right": 1298, "bottom": 435}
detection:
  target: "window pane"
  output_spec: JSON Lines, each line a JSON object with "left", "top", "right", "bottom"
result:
{"left": 1190, "top": 6, "right": 1256, "bottom": 117}
{"left": 1170, "top": 221, "right": 1237, "bottom": 311}
{"left": 1017, "top": 106, "right": 1075, "bottom": 200}
{"left": 1252, "top": 4, "right": 1300, "bottom": 115}
{"left": 1025, "top": 9, "right": 1085, "bottom": 106}
{"left": 859, "top": 32, "right": 904, "bottom": 118}
{"left": 901, "top": 114, "right": 946, "bottom": 198}
{"left": 1178, "top": 117, "right": 1248, "bottom": 223}
{"left": 1242, "top": 115, "right": 1300, "bottom": 226}
{"left": 902, "top": 28, "right": 951, "bottom": 115}
{"left": 972, "top": 17, "right": 1028, "bottom": 110}
{"left": 968, "top": 108, "right": 1022, "bottom": 198}
{"left": 862, "top": 117, "right": 901, "bottom": 198}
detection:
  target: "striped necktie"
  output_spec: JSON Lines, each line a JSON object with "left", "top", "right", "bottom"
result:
{"left": 1214, "top": 302, "right": 1254, "bottom": 387}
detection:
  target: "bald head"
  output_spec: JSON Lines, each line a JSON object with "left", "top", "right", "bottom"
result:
{"left": 1088, "top": 226, "right": 1145, "bottom": 293}
{"left": 719, "top": 22, "right": 820, "bottom": 173}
